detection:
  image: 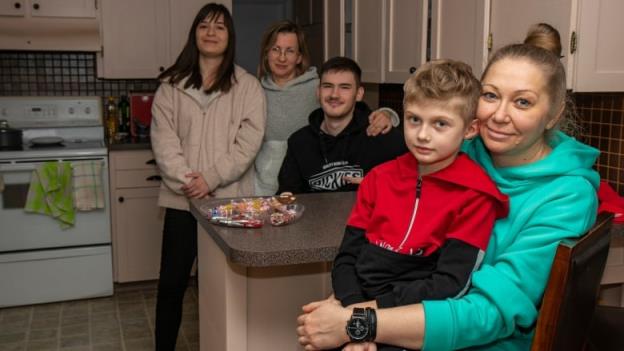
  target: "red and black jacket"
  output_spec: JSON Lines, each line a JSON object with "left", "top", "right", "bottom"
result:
{"left": 332, "top": 152, "right": 509, "bottom": 308}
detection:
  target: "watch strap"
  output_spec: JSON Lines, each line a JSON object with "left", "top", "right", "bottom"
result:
{"left": 367, "top": 307, "right": 377, "bottom": 342}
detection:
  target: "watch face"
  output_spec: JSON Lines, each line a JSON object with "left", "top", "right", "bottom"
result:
{"left": 346, "top": 317, "right": 369, "bottom": 341}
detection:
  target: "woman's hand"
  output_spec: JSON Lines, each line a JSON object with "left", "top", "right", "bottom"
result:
{"left": 182, "top": 172, "right": 211, "bottom": 198}
{"left": 366, "top": 110, "right": 394, "bottom": 136}
{"left": 297, "top": 299, "right": 351, "bottom": 350}
{"left": 343, "top": 176, "right": 363, "bottom": 185}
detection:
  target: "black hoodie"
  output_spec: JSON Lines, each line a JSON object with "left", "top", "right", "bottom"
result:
{"left": 277, "top": 102, "right": 407, "bottom": 194}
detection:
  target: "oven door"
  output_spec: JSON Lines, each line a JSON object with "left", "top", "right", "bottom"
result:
{"left": 0, "top": 156, "right": 111, "bottom": 252}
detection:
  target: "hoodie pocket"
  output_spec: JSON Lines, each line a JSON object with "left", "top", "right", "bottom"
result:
{"left": 356, "top": 243, "right": 439, "bottom": 298}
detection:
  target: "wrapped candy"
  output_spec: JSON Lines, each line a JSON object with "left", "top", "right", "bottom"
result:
{"left": 201, "top": 197, "right": 304, "bottom": 228}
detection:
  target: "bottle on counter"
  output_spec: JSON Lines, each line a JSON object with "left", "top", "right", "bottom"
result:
{"left": 117, "top": 95, "right": 130, "bottom": 138}
{"left": 105, "top": 96, "right": 118, "bottom": 140}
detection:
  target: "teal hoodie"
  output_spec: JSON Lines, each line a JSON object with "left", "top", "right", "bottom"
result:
{"left": 422, "top": 132, "right": 600, "bottom": 350}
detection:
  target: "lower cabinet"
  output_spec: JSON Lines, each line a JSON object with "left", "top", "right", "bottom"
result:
{"left": 109, "top": 149, "right": 164, "bottom": 283}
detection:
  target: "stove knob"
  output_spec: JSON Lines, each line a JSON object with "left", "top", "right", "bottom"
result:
{"left": 68, "top": 107, "right": 75, "bottom": 114}
{"left": 85, "top": 107, "right": 91, "bottom": 114}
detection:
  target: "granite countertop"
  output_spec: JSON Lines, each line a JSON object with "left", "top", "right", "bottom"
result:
{"left": 190, "top": 192, "right": 356, "bottom": 267}
{"left": 190, "top": 192, "right": 624, "bottom": 268}
{"left": 107, "top": 137, "right": 152, "bottom": 151}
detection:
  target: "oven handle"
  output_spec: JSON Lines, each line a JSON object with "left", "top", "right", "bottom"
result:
{"left": 0, "top": 164, "right": 38, "bottom": 172}
{"left": 0, "top": 158, "right": 107, "bottom": 173}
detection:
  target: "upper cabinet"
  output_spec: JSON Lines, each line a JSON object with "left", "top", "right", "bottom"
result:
{"left": 430, "top": 0, "right": 488, "bottom": 79}
{"left": 573, "top": 0, "right": 624, "bottom": 91}
{"left": 0, "top": 0, "right": 100, "bottom": 50}
{"left": 97, "top": 0, "right": 231, "bottom": 79}
{"left": 327, "top": 0, "right": 624, "bottom": 91}
{"left": 0, "top": 0, "right": 96, "bottom": 18}
{"left": 383, "top": 0, "right": 427, "bottom": 83}
{"left": 488, "top": 0, "right": 574, "bottom": 87}
{"left": 325, "top": 0, "right": 427, "bottom": 84}
{"left": 432, "top": 0, "right": 624, "bottom": 92}
{"left": 97, "top": 0, "right": 170, "bottom": 79}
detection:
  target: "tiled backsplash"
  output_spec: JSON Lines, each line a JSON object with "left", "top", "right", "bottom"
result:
{"left": 576, "top": 93, "right": 624, "bottom": 193}
{"left": 0, "top": 51, "right": 159, "bottom": 97}
{"left": 380, "top": 84, "right": 624, "bottom": 194}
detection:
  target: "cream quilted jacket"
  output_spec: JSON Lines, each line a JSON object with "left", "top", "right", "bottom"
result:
{"left": 150, "top": 66, "right": 266, "bottom": 210}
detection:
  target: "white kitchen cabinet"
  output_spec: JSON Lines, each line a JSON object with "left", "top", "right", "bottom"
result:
{"left": 97, "top": 0, "right": 230, "bottom": 79}
{"left": 490, "top": 0, "right": 624, "bottom": 91}
{"left": 0, "top": 0, "right": 99, "bottom": 50}
{"left": 433, "top": 0, "right": 624, "bottom": 91}
{"left": 383, "top": 0, "right": 427, "bottom": 83}
{"left": 109, "top": 149, "right": 164, "bottom": 283}
{"left": 0, "top": 0, "right": 96, "bottom": 18}
{"left": 322, "top": 0, "right": 345, "bottom": 61}
{"left": 326, "top": 0, "right": 427, "bottom": 83}
{"left": 573, "top": 0, "right": 624, "bottom": 91}
{"left": 489, "top": 0, "right": 575, "bottom": 88}
{"left": 430, "top": 0, "right": 488, "bottom": 79}
{"left": 352, "top": 0, "right": 383, "bottom": 82}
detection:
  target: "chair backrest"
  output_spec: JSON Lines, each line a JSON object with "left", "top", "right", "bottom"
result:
{"left": 531, "top": 212, "right": 613, "bottom": 351}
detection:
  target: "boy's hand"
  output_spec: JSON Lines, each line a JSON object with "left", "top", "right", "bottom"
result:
{"left": 366, "top": 110, "right": 393, "bottom": 136}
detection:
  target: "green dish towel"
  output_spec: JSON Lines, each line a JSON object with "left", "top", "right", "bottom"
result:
{"left": 25, "top": 161, "right": 75, "bottom": 228}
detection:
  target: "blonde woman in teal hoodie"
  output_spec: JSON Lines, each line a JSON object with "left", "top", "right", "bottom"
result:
{"left": 255, "top": 21, "right": 399, "bottom": 195}
{"left": 296, "top": 26, "right": 599, "bottom": 351}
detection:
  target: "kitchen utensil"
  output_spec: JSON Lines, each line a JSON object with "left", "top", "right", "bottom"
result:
{"left": 0, "top": 120, "right": 23, "bottom": 150}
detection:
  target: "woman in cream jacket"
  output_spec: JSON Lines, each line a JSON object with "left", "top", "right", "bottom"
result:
{"left": 150, "top": 3, "right": 265, "bottom": 350}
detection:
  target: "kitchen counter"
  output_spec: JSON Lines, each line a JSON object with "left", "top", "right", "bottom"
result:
{"left": 106, "top": 136, "right": 151, "bottom": 151}
{"left": 189, "top": 191, "right": 355, "bottom": 267}
{"left": 191, "top": 192, "right": 355, "bottom": 351}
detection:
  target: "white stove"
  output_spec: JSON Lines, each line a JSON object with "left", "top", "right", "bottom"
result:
{"left": 0, "top": 96, "right": 107, "bottom": 160}
{"left": 0, "top": 96, "right": 113, "bottom": 307}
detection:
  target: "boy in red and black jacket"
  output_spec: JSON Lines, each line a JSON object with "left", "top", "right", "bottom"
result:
{"left": 332, "top": 60, "right": 509, "bottom": 312}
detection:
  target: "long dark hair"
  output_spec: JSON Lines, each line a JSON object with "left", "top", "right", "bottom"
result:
{"left": 158, "top": 3, "right": 236, "bottom": 93}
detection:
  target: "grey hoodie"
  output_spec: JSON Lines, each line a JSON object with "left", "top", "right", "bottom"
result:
{"left": 255, "top": 67, "right": 320, "bottom": 195}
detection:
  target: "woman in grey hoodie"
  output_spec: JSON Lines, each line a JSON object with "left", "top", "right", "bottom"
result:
{"left": 255, "top": 21, "right": 398, "bottom": 195}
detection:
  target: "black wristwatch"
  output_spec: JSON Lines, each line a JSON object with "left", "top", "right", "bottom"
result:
{"left": 346, "top": 307, "right": 377, "bottom": 342}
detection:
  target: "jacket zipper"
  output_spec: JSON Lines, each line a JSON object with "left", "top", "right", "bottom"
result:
{"left": 398, "top": 176, "right": 422, "bottom": 253}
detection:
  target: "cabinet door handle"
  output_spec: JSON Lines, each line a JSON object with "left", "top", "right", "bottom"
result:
{"left": 409, "top": 66, "right": 416, "bottom": 74}
{"left": 14, "top": 2, "right": 21, "bottom": 9}
{"left": 32, "top": 2, "right": 39, "bottom": 10}
{"left": 159, "top": 66, "right": 165, "bottom": 72}
{"left": 146, "top": 159, "right": 157, "bottom": 165}
{"left": 118, "top": 196, "right": 124, "bottom": 203}
{"left": 146, "top": 175, "right": 162, "bottom": 181}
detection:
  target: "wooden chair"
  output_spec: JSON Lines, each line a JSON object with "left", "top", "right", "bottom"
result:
{"left": 530, "top": 212, "right": 614, "bottom": 351}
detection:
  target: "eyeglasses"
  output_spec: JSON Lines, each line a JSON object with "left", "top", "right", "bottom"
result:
{"left": 269, "top": 46, "right": 298, "bottom": 59}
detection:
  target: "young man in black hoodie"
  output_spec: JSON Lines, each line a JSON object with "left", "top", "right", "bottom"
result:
{"left": 277, "top": 57, "right": 407, "bottom": 194}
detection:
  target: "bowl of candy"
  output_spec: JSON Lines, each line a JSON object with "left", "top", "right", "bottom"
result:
{"left": 200, "top": 196, "right": 304, "bottom": 228}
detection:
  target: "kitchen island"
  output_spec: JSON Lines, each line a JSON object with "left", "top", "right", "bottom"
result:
{"left": 190, "top": 191, "right": 624, "bottom": 351}
{"left": 190, "top": 192, "right": 356, "bottom": 351}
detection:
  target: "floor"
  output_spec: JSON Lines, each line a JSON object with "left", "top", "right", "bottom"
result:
{"left": 0, "top": 281, "right": 199, "bottom": 351}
